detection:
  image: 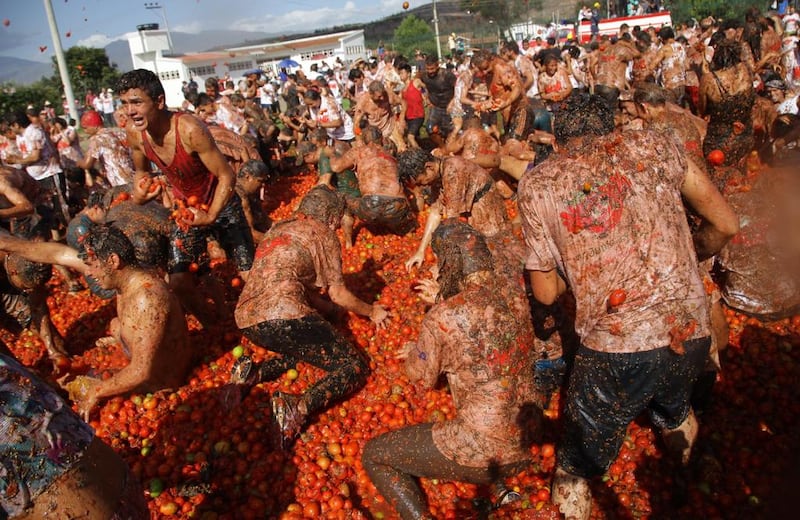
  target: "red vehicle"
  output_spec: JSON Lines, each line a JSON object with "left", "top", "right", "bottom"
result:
{"left": 577, "top": 10, "right": 673, "bottom": 43}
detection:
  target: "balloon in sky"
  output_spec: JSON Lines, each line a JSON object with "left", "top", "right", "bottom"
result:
{"left": 66, "top": 31, "right": 71, "bottom": 37}
{"left": 403, "top": 2, "right": 409, "bottom": 9}
{"left": 2, "top": 19, "right": 10, "bottom": 27}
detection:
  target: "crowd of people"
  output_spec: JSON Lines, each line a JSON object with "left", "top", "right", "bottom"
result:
{"left": 2, "top": 3, "right": 800, "bottom": 518}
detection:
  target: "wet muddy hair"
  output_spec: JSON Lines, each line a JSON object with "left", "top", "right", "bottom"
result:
{"left": 397, "top": 148, "right": 433, "bottom": 184}
{"left": 81, "top": 223, "right": 138, "bottom": 267}
{"left": 127, "top": 228, "right": 167, "bottom": 269}
{"left": 361, "top": 125, "right": 383, "bottom": 145}
{"left": 633, "top": 83, "right": 668, "bottom": 106}
{"left": 238, "top": 160, "right": 270, "bottom": 180}
{"left": 296, "top": 185, "right": 345, "bottom": 227}
{"left": 303, "top": 89, "right": 321, "bottom": 102}
{"left": 711, "top": 39, "right": 742, "bottom": 71}
{"left": 431, "top": 219, "right": 493, "bottom": 300}
{"left": 116, "top": 69, "right": 165, "bottom": 101}
{"left": 6, "top": 253, "right": 52, "bottom": 290}
{"left": 502, "top": 40, "right": 520, "bottom": 55}
{"left": 553, "top": 93, "right": 615, "bottom": 142}
{"left": 470, "top": 49, "right": 493, "bottom": 69}
{"left": 86, "top": 190, "right": 107, "bottom": 210}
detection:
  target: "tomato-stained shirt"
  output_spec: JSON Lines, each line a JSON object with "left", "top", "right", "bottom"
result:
{"left": 518, "top": 129, "right": 710, "bottom": 353}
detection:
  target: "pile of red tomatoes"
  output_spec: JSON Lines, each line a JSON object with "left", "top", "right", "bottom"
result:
{"left": 3, "top": 168, "right": 799, "bottom": 519}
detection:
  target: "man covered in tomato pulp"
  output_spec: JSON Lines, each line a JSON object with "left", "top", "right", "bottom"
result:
{"left": 361, "top": 220, "right": 540, "bottom": 520}
{"left": 231, "top": 185, "right": 389, "bottom": 446}
{"left": 516, "top": 94, "right": 739, "bottom": 519}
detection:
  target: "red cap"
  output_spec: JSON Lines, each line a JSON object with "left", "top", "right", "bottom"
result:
{"left": 80, "top": 110, "right": 103, "bottom": 128}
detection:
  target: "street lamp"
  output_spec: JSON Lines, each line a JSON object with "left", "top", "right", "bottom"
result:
{"left": 144, "top": 2, "right": 173, "bottom": 53}
{"left": 432, "top": 0, "right": 442, "bottom": 60}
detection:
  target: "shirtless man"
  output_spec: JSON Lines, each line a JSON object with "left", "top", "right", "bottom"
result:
{"left": 397, "top": 148, "right": 511, "bottom": 271}
{"left": 330, "top": 126, "right": 416, "bottom": 243}
{"left": 591, "top": 35, "right": 641, "bottom": 108}
{"left": 0, "top": 165, "right": 38, "bottom": 234}
{"left": 353, "top": 80, "right": 406, "bottom": 153}
{"left": 470, "top": 50, "right": 533, "bottom": 141}
{"left": 444, "top": 116, "right": 501, "bottom": 170}
{"left": 0, "top": 224, "right": 190, "bottom": 419}
{"left": 234, "top": 159, "right": 271, "bottom": 243}
{"left": 231, "top": 186, "right": 388, "bottom": 445}
{"left": 649, "top": 27, "right": 688, "bottom": 107}
{"left": 75, "top": 109, "right": 135, "bottom": 187}
{"left": 630, "top": 33, "right": 657, "bottom": 85}
{"left": 500, "top": 40, "right": 539, "bottom": 104}
{"left": 116, "top": 69, "right": 254, "bottom": 328}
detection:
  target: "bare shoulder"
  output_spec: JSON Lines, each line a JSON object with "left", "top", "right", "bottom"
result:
{"left": 179, "top": 113, "right": 215, "bottom": 150}
{"left": 129, "top": 271, "right": 172, "bottom": 306}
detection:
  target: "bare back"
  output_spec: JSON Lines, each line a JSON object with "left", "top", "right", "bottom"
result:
{"left": 347, "top": 144, "right": 403, "bottom": 197}
{"left": 116, "top": 269, "right": 190, "bottom": 392}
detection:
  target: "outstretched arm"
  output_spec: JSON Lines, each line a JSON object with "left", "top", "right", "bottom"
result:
{"left": 0, "top": 233, "right": 86, "bottom": 273}
{"left": 328, "top": 283, "right": 388, "bottom": 329}
{"left": 0, "top": 177, "right": 34, "bottom": 220}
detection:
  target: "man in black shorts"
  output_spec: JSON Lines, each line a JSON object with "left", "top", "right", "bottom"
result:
{"left": 330, "top": 126, "right": 416, "bottom": 243}
{"left": 516, "top": 94, "right": 739, "bottom": 519}
{"left": 117, "top": 69, "right": 254, "bottom": 328}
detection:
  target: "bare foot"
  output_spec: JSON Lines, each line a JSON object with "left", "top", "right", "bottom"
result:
{"left": 663, "top": 408, "right": 698, "bottom": 466}
{"left": 552, "top": 467, "right": 591, "bottom": 520}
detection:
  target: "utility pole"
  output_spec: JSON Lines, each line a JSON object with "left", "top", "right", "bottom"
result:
{"left": 145, "top": 2, "right": 173, "bottom": 53}
{"left": 43, "top": 0, "right": 78, "bottom": 127}
{"left": 432, "top": 0, "right": 442, "bottom": 60}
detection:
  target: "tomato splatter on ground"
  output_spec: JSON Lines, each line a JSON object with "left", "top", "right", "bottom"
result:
{"left": 2, "top": 170, "right": 798, "bottom": 519}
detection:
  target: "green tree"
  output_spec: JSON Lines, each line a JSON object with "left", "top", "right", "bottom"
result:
{"left": 665, "top": 0, "right": 764, "bottom": 24}
{"left": 393, "top": 15, "right": 438, "bottom": 59}
{"left": 53, "top": 46, "right": 121, "bottom": 103}
{"left": 0, "top": 82, "right": 61, "bottom": 116}
{"left": 0, "top": 46, "right": 119, "bottom": 117}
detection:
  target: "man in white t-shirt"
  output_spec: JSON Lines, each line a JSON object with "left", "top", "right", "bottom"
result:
{"left": 259, "top": 80, "right": 277, "bottom": 115}
{"left": 784, "top": 6, "right": 800, "bottom": 36}
{"left": 5, "top": 110, "right": 67, "bottom": 232}
{"left": 101, "top": 89, "right": 115, "bottom": 127}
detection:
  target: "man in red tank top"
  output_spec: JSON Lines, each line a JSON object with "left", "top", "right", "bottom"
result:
{"left": 116, "top": 69, "right": 254, "bottom": 328}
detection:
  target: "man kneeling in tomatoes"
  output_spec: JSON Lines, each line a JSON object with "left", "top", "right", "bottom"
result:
{"left": 231, "top": 185, "right": 389, "bottom": 446}
{"left": 361, "top": 220, "right": 542, "bottom": 519}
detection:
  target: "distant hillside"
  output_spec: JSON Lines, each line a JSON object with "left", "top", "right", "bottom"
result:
{"left": 2, "top": 2, "right": 580, "bottom": 85}
{"left": 0, "top": 56, "right": 54, "bottom": 85}
{"left": 266, "top": 0, "right": 583, "bottom": 53}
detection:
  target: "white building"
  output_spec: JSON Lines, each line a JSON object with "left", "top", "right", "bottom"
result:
{"left": 127, "top": 25, "right": 368, "bottom": 108}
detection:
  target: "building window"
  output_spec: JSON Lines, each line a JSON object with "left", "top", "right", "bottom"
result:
{"left": 190, "top": 65, "right": 215, "bottom": 76}
{"left": 229, "top": 61, "right": 251, "bottom": 71}
{"left": 158, "top": 70, "right": 180, "bottom": 80}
